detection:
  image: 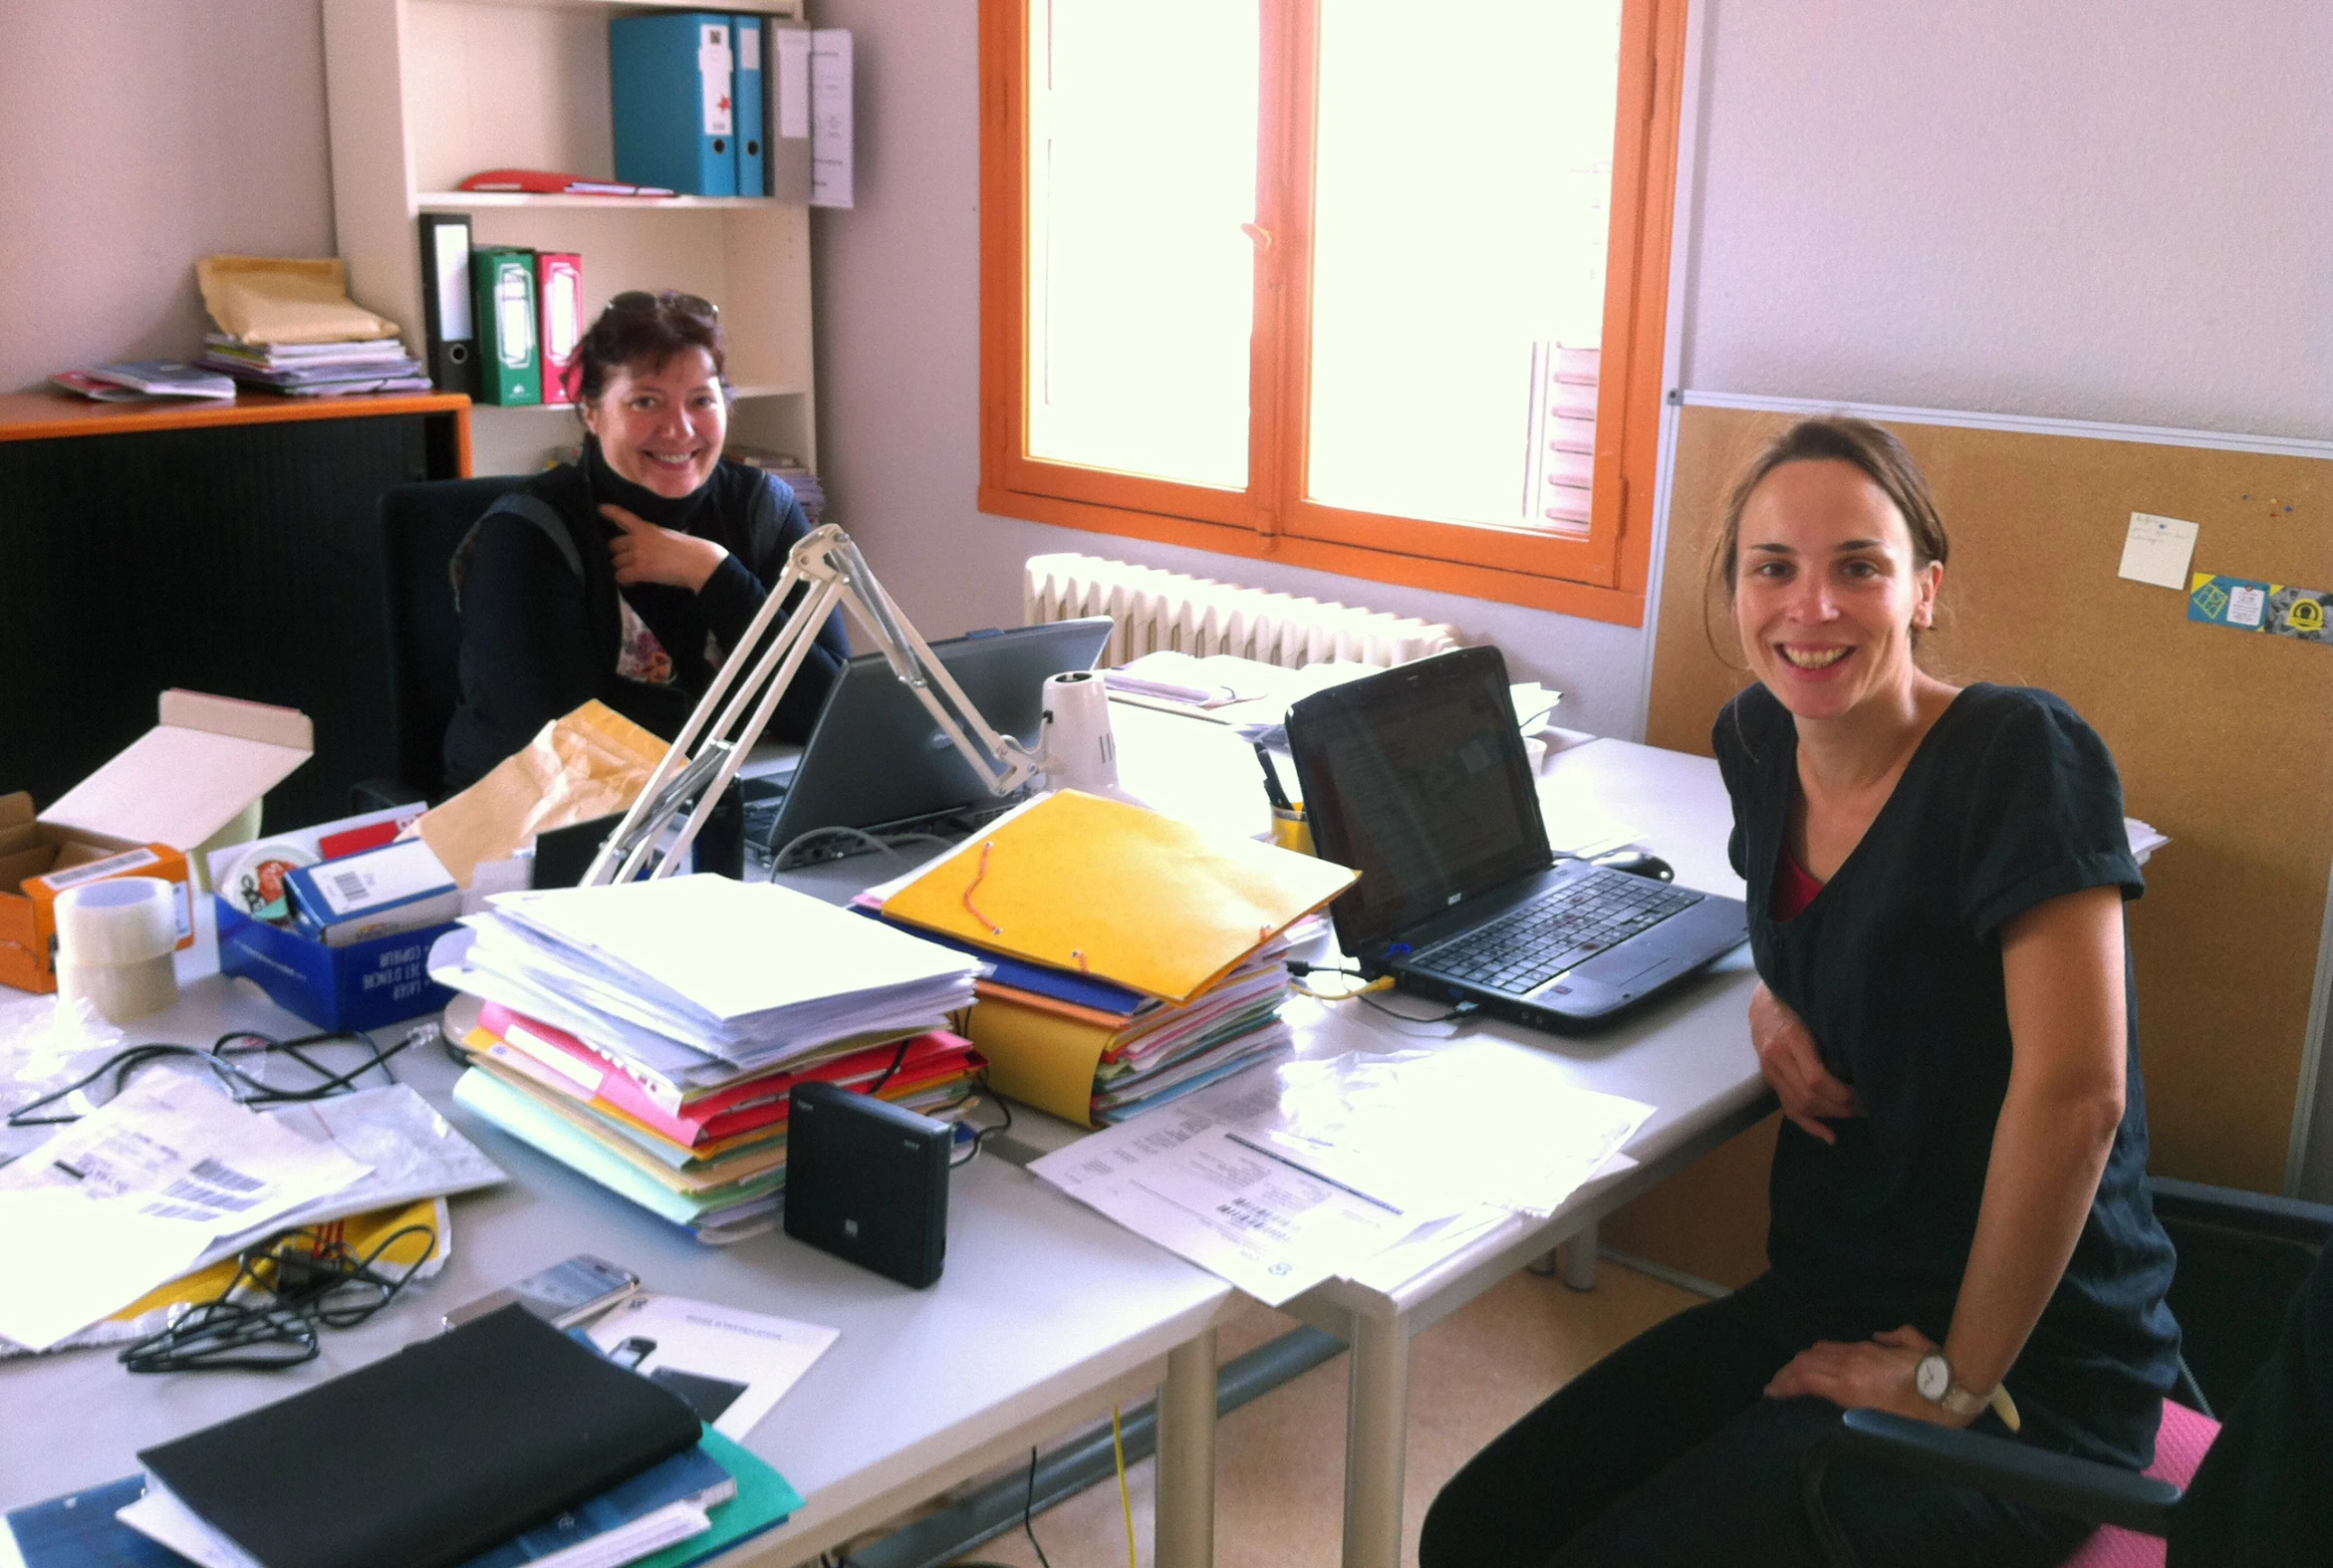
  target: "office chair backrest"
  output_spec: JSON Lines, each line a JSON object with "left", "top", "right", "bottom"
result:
{"left": 378, "top": 475, "right": 530, "bottom": 802}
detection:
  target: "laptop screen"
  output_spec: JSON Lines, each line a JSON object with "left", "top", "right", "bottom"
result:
{"left": 1286, "top": 647, "right": 1552, "bottom": 954}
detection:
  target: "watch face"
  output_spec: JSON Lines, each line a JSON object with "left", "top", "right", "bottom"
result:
{"left": 1915, "top": 1353, "right": 1951, "bottom": 1402}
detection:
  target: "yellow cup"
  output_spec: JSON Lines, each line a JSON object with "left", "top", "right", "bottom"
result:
{"left": 1269, "top": 803, "right": 1314, "bottom": 856}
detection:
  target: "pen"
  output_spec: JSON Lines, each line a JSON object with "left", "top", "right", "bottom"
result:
{"left": 1253, "top": 742, "right": 1293, "bottom": 811}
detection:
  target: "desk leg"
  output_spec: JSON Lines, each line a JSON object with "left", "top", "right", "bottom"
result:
{"left": 1157, "top": 1327, "right": 1217, "bottom": 1568}
{"left": 1563, "top": 1220, "right": 1599, "bottom": 1291}
{"left": 1341, "top": 1314, "right": 1412, "bottom": 1568}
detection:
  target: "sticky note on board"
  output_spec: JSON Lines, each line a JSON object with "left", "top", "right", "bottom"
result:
{"left": 2119, "top": 512, "right": 2201, "bottom": 589}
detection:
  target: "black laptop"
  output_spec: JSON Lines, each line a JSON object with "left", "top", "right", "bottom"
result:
{"left": 1285, "top": 646, "right": 1748, "bottom": 1029}
{"left": 754, "top": 617, "right": 1115, "bottom": 855}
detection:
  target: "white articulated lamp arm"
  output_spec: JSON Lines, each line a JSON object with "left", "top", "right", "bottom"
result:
{"left": 585, "top": 524, "right": 1042, "bottom": 886}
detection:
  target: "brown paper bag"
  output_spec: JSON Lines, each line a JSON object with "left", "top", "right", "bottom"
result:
{"left": 195, "top": 255, "right": 401, "bottom": 346}
{"left": 414, "top": 702, "right": 667, "bottom": 888}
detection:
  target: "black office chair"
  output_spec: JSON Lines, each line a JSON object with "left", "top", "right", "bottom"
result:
{"left": 350, "top": 474, "right": 530, "bottom": 811}
{"left": 1800, "top": 1179, "right": 2333, "bottom": 1567}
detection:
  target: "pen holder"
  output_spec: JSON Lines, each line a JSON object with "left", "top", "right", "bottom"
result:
{"left": 1269, "top": 803, "right": 1314, "bottom": 856}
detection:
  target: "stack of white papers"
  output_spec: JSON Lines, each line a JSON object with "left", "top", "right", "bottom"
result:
{"left": 438, "top": 876, "right": 980, "bottom": 1072}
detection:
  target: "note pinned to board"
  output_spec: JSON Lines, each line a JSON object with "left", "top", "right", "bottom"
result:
{"left": 2189, "top": 573, "right": 2333, "bottom": 645}
{"left": 2119, "top": 512, "right": 2201, "bottom": 590}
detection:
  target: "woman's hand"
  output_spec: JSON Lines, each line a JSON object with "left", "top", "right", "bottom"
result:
{"left": 603, "top": 503, "right": 728, "bottom": 592}
{"left": 1765, "top": 1325, "right": 1967, "bottom": 1426}
{"left": 1751, "top": 981, "right": 1861, "bottom": 1143}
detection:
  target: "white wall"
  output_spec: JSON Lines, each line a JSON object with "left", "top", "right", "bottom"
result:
{"left": 1681, "top": 0, "right": 2333, "bottom": 436}
{"left": 805, "top": 1, "right": 1654, "bottom": 739}
{"left": 0, "top": 0, "right": 339, "bottom": 394}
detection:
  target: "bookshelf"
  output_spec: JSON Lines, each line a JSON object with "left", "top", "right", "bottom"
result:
{"left": 322, "top": 0, "right": 816, "bottom": 477}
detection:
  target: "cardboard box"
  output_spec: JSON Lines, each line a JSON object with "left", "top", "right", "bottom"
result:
{"left": 209, "top": 804, "right": 455, "bottom": 1031}
{"left": 1, "top": 691, "right": 312, "bottom": 994}
{"left": 215, "top": 899, "right": 456, "bottom": 1032}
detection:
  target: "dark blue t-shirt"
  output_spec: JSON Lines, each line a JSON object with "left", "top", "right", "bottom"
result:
{"left": 1713, "top": 681, "right": 2180, "bottom": 1466}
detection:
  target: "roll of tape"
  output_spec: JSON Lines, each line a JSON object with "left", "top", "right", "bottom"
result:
{"left": 55, "top": 876, "right": 180, "bottom": 1022}
{"left": 58, "top": 952, "right": 178, "bottom": 1024}
{"left": 1037, "top": 669, "right": 1124, "bottom": 797}
{"left": 55, "top": 877, "right": 179, "bottom": 964}
{"left": 215, "top": 837, "right": 320, "bottom": 922}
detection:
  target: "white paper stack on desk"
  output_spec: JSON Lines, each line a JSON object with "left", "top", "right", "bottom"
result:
{"left": 430, "top": 876, "right": 984, "bottom": 1242}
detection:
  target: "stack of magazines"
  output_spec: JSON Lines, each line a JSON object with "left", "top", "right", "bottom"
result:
{"left": 430, "top": 875, "right": 985, "bottom": 1242}
{"left": 196, "top": 333, "right": 432, "bottom": 396}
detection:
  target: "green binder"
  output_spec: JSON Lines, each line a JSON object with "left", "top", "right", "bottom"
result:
{"left": 472, "top": 247, "right": 541, "bottom": 405}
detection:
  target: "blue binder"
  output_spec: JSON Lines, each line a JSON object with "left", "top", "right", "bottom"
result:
{"left": 733, "top": 15, "right": 767, "bottom": 196}
{"left": 610, "top": 12, "right": 738, "bottom": 197}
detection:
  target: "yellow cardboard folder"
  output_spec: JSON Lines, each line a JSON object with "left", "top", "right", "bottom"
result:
{"left": 880, "top": 789, "right": 1357, "bottom": 1005}
{"left": 965, "top": 991, "right": 1122, "bottom": 1127}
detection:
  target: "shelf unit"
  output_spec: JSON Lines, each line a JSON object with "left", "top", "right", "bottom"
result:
{"left": 323, "top": 0, "right": 815, "bottom": 477}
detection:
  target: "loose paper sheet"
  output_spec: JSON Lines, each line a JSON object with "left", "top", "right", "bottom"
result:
{"left": 0, "top": 1073, "right": 371, "bottom": 1350}
{"left": 586, "top": 1294, "right": 839, "bottom": 1439}
{"left": 1031, "top": 1048, "right": 1654, "bottom": 1304}
{"left": 2119, "top": 512, "right": 2201, "bottom": 590}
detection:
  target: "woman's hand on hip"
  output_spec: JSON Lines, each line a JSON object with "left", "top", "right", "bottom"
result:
{"left": 1765, "top": 1325, "right": 1968, "bottom": 1426}
{"left": 1750, "top": 981, "right": 1861, "bottom": 1144}
{"left": 603, "top": 503, "right": 728, "bottom": 592}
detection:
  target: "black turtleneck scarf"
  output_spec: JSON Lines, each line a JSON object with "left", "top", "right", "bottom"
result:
{"left": 442, "top": 438, "right": 848, "bottom": 790}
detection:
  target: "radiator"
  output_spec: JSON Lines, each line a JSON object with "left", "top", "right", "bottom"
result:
{"left": 1024, "top": 553, "right": 1463, "bottom": 669}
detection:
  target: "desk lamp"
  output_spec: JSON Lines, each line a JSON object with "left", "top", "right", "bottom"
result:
{"left": 585, "top": 525, "right": 1041, "bottom": 886}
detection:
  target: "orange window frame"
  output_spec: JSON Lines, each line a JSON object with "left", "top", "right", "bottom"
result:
{"left": 978, "top": 0, "right": 1687, "bottom": 627}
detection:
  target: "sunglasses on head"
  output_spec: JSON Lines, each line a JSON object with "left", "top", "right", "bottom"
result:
{"left": 607, "top": 289, "right": 719, "bottom": 319}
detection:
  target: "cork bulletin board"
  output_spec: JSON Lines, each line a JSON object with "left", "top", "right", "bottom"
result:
{"left": 1646, "top": 401, "right": 2333, "bottom": 1197}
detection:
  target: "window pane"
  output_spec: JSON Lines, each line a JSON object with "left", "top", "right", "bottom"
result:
{"left": 1307, "top": 0, "right": 1621, "bottom": 533}
{"left": 1026, "top": 1, "right": 1260, "bottom": 489}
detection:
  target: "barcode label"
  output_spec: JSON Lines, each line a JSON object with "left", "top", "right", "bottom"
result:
{"left": 35, "top": 848, "right": 160, "bottom": 893}
{"left": 333, "top": 871, "right": 369, "bottom": 904}
{"left": 306, "top": 840, "right": 452, "bottom": 917}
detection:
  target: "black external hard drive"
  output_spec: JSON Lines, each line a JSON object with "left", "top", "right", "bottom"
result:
{"left": 784, "top": 1080, "right": 952, "bottom": 1288}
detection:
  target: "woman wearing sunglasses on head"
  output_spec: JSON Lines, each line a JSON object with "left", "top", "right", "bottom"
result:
{"left": 1420, "top": 417, "right": 2181, "bottom": 1567}
{"left": 442, "top": 290, "right": 847, "bottom": 789}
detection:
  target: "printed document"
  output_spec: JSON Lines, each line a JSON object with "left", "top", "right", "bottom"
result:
{"left": 0, "top": 1072, "right": 371, "bottom": 1351}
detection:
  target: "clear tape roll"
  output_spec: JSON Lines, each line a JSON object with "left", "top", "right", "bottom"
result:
{"left": 55, "top": 877, "right": 178, "bottom": 963}
{"left": 55, "top": 877, "right": 180, "bottom": 1023}
{"left": 1037, "top": 669, "right": 1124, "bottom": 796}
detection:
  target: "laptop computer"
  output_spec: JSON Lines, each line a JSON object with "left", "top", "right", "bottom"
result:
{"left": 753, "top": 617, "right": 1116, "bottom": 856}
{"left": 1285, "top": 645, "right": 1748, "bottom": 1030}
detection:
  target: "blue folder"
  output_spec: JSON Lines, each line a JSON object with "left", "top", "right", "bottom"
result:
{"left": 732, "top": 16, "right": 767, "bottom": 196}
{"left": 611, "top": 12, "right": 739, "bottom": 197}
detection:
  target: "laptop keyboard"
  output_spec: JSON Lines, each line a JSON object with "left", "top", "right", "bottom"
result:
{"left": 1417, "top": 873, "right": 1700, "bottom": 995}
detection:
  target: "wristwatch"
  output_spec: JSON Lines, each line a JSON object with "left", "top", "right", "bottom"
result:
{"left": 1915, "top": 1351, "right": 2022, "bottom": 1432}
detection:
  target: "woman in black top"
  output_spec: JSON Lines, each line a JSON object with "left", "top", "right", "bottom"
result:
{"left": 442, "top": 290, "right": 847, "bottom": 788}
{"left": 1419, "top": 418, "right": 2179, "bottom": 1567}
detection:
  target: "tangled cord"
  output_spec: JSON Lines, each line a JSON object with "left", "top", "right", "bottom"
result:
{"left": 118, "top": 1220, "right": 438, "bottom": 1373}
{"left": 5, "top": 1024, "right": 431, "bottom": 1128}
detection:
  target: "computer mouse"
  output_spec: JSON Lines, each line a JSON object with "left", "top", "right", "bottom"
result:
{"left": 1593, "top": 849, "right": 1674, "bottom": 883}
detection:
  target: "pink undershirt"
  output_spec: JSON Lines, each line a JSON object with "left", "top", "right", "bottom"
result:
{"left": 1773, "top": 852, "right": 1826, "bottom": 921}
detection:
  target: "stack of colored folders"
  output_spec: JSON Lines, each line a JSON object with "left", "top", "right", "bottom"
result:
{"left": 864, "top": 790, "right": 1358, "bottom": 1127}
{"left": 429, "top": 875, "right": 984, "bottom": 1242}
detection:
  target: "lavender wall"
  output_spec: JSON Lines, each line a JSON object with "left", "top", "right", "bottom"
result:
{"left": 1679, "top": 1, "right": 2333, "bottom": 433}
{"left": 0, "top": 0, "right": 339, "bottom": 394}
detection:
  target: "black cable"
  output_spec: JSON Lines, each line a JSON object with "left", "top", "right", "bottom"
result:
{"left": 118, "top": 1220, "right": 438, "bottom": 1373}
{"left": 948, "top": 1078, "right": 1015, "bottom": 1169}
{"left": 866, "top": 1034, "right": 917, "bottom": 1096}
{"left": 1022, "top": 1444, "right": 1053, "bottom": 1568}
{"left": 6, "top": 1025, "right": 424, "bottom": 1128}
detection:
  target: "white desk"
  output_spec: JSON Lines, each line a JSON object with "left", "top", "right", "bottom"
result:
{"left": 1106, "top": 707, "right": 1771, "bottom": 1568}
{"left": 0, "top": 925, "right": 1235, "bottom": 1568}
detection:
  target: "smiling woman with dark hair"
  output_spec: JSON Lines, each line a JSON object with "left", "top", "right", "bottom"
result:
{"left": 1419, "top": 417, "right": 2182, "bottom": 1568}
{"left": 442, "top": 290, "right": 847, "bottom": 788}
